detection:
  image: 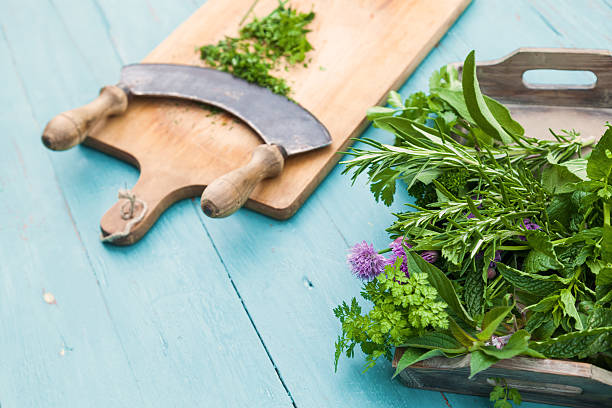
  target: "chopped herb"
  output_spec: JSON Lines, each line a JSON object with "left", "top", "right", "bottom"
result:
{"left": 198, "top": 0, "right": 315, "bottom": 96}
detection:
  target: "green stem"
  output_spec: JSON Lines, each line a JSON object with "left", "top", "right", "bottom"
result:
{"left": 604, "top": 201, "right": 611, "bottom": 227}
{"left": 239, "top": 0, "right": 261, "bottom": 26}
{"left": 378, "top": 247, "right": 392, "bottom": 254}
{"left": 498, "top": 245, "right": 529, "bottom": 251}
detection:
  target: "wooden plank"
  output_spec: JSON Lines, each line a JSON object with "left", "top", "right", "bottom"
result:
{"left": 57, "top": 0, "right": 472, "bottom": 244}
{"left": 195, "top": 200, "right": 451, "bottom": 407}
{"left": 0, "top": 25, "right": 144, "bottom": 408}
{"left": 0, "top": 0, "right": 294, "bottom": 406}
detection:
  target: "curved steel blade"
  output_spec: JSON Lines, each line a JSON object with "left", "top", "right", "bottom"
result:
{"left": 119, "top": 64, "right": 331, "bottom": 156}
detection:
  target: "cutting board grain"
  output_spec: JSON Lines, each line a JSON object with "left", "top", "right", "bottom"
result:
{"left": 87, "top": 0, "right": 471, "bottom": 244}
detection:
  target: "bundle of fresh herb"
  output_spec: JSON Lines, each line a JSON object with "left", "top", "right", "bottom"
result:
{"left": 198, "top": 0, "right": 314, "bottom": 96}
{"left": 334, "top": 51, "right": 611, "bottom": 402}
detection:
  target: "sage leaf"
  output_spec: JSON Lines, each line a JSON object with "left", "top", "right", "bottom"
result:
{"left": 462, "top": 51, "right": 513, "bottom": 144}
{"left": 449, "top": 317, "right": 477, "bottom": 347}
{"left": 434, "top": 88, "right": 524, "bottom": 139}
{"left": 393, "top": 347, "right": 456, "bottom": 378}
{"left": 478, "top": 306, "right": 513, "bottom": 341}
{"left": 586, "top": 124, "right": 612, "bottom": 184}
{"left": 469, "top": 350, "right": 498, "bottom": 378}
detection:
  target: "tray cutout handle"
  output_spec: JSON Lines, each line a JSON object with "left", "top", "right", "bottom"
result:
{"left": 522, "top": 69, "right": 597, "bottom": 90}
{"left": 457, "top": 48, "right": 612, "bottom": 108}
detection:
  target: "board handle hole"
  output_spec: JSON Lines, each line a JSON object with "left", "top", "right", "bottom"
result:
{"left": 522, "top": 69, "right": 597, "bottom": 90}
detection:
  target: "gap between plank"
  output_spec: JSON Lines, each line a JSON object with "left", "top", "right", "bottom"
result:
{"left": 191, "top": 200, "right": 298, "bottom": 408}
{"left": 0, "top": 21, "right": 148, "bottom": 404}
{"left": 90, "top": 0, "right": 127, "bottom": 65}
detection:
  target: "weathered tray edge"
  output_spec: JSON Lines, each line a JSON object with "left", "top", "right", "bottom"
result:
{"left": 392, "top": 348, "right": 612, "bottom": 408}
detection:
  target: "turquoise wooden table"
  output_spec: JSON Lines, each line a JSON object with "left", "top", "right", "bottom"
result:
{"left": 1, "top": 0, "right": 610, "bottom": 406}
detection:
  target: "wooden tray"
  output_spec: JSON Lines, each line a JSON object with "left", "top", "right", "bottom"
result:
{"left": 393, "top": 48, "right": 612, "bottom": 408}
{"left": 392, "top": 350, "right": 612, "bottom": 408}
{"left": 81, "top": 0, "right": 471, "bottom": 244}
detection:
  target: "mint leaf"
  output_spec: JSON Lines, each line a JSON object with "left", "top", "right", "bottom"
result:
{"left": 525, "top": 230, "right": 562, "bottom": 265}
{"left": 464, "top": 265, "right": 485, "bottom": 317}
{"left": 542, "top": 164, "right": 584, "bottom": 194}
{"left": 531, "top": 327, "right": 612, "bottom": 358}
{"left": 527, "top": 295, "right": 559, "bottom": 313}
{"left": 596, "top": 267, "right": 612, "bottom": 302}
{"left": 462, "top": 51, "right": 513, "bottom": 144}
{"left": 497, "top": 263, "right": 564, "bottom": 296}
{"left": 559, "top": 289, "right": 583, "bottom": 330}
{"left": 524, "top": 249, "right": 563, "bottom": 274}
{"left": 558, "top": 158, "right": 588, "bottom": 180}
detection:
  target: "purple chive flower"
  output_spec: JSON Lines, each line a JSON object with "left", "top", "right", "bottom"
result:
{"left": 519, "top": 218, "right": 541, "bottom": 241}
{"left": 421, "top": 250, "right": 439, "bottom": 264}
{"left": 390, "top": 237, "right": 412, "bottom": 256}
{"left": 347, "top": 241, "right": 387, "bottom": 281}
{"left": 387, "top": 237, "right": 411, "bottom": 277}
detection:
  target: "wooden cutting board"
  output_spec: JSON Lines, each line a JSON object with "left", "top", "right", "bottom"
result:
{"left": 87, "top": 0, "right": 471, "bottom": 244}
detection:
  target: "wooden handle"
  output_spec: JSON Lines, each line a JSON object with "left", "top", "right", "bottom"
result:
{"left": 454, "top": 48, "right": 612, "bottom": 107}
{"left": 201, "top": 144, "right": 285, "bottom": 218}
{"left": 42, "top": 85, "right": 128, "bottom": 150}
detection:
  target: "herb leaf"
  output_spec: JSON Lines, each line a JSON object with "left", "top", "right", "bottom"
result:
{"left": 462, "top": 51, "right": 513, "bottom": 144}
{"left": 406, "top": 252, "right": 475, "bottom": 325}
{"left": 478, "top": 306, "right": 513, "bottom": 341}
